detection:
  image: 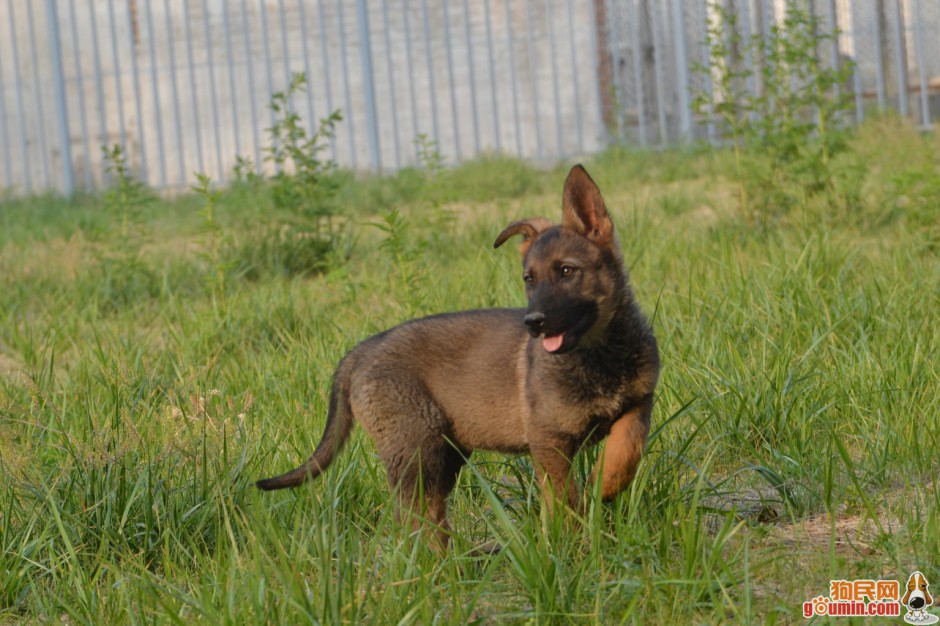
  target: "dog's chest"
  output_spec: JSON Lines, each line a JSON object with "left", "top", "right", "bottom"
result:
{"left": 555, "top": 344, "right": 653, "bottom": 430}
{"left": 536, "top": 369, "right": 635, "bottom": 437}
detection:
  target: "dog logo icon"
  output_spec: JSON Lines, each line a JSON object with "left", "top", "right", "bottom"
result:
{"left": 903, "top": 571, "right": 937, "bottom": 624}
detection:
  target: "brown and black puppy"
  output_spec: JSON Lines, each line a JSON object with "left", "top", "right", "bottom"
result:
{"left": 257, "top": 164, "right": 660, "bottom": 545}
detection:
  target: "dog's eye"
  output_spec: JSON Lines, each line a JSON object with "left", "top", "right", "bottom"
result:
{"left": 523, "top": 273, "right": 534, "bottom": 286}
{"left": 560, "top": 265, "right": 575, "bottom": 277}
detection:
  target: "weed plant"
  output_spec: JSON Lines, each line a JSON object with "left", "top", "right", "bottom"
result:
{"left": 694, "top": 1, "right": 856, "bottom": 222}
{"left": 232, "top": 72, "right": 346, "bottom": 280}
{"left": 0, "top": 117, "right": 937, "bottom": 623}
{"left": 93, "top": 144, "right": 160, "bottom": 310}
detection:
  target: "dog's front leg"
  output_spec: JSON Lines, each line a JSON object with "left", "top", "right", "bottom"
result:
{"left": 529, "top": 435, "right": 580, "bottom": 515}
{"left": 593, "top": 395, "right": 653, "bottom": 501}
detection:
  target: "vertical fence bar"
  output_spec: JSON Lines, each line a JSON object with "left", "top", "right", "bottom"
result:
{"left": 381, "top": 0, "right": 402, "bottom": 168}
{"left": 259, "top": 0, "right": 278, "bottom": 170}
{"left": 183, "top": 2, "right": 204, "bottom": 174}
{"left": 356, "top": 0, "right": 381, "bottom": 171}
{"left": 7, "top": 0, "right": 31, "bottom": 191}
{"left": 848, "top": 5, "right": 863, "bottom": 124}
{"left": 607, "top": 0, "right": 626, "bottom": 143}
{"left": 761, "top": 0, "right": 772, "bottom": 107}
{"left": 297, "top": 1, "right": 318, "bottom": 140}
{"left": 827, "top": 0, "right": 842, "bottom": 126}
{"left": 826, "top": 2, "right": 839, "bottom": 88}
{"left": 462, "top": 0, "right": 481, "bottom": 155}
{"left": 504, "top": 0, "right": 522, "bottom": 155}
{"left": 936, "top": 2, "right": 940, "bottom": 121}
{"left": 873, "top": 5, "right": 886, "bottom": 110}
{"left": 566, "top": 0, "right": 584, "bottom": 152}
{"left": 420, "top": 0, "right": 441, "bottom": 150}
{"left": 316, "top": 0, "right": 338, "bottom": 161}
{"left": 910, "top": 0, "right": 930, "bottom": 127}
{"left": 125, "top": 0, "right": 148, "bottom": 183}
{"left": 163, "top": 0, "right": 186, "bottom": 185}
{"left": 650, "top": 2, "right": 668, "bottom": 145}
{"left": 546, "top": 0, "right": 564, "bottom": 156}
{"left": 144, "top": 0, "right": 167, "bottom": 187}
{"left": 279, "top": 0, "right": 297, "bottom": 171}
{"left": 277, "top": 0, "right": 291, "bottom": 87}
{"left": 700, "top": 0, "right": 716, "bottom": 143}
{"left": 337, "top": 0, "right": 358, "bottom": 168}
{"left": 741, "top": 0, "right": 753, "bottom": 113}
{"left": 589, "top": 0, "right": 607, "bottom": 149}
{"left": 443, "top": 0, "right": 462, "bottom": 160}
{"left": 243, "top": 0, "right": 262, "bottom": 172}
{"left": 750, "top": 0, "right": 764, "bottom": 105}
{"left": 0, "top": 15, "right": 13, "bottom": 188}
{"left": 629, "top": 0, "right": 647, "bottom": 146}
{"left": 222, "top": 1, "right": 242, "bottom": 167}
{"left": 66, "top": 0, "right": 93, "bottom": 189}
{"left": 201, "top": 0, "right": 223, "bottom": 179}
{"left": 852, "top": 48, "right": 864, "bottom": 122}
{"left": 46, "top": 0, "right": 74, "bottom": 194}
{"left": 402, "top": 0, "right": 420, "bottom": 158}
{"left": 89, "top": 0, "right": 109, "bottom": 154}
{"left": 483, "top": 0, "right": 501, "bottom": 153}
{"left": 106, "top": 0, "right": 128, "bottom": 153}
{"left": 670, "top": 0, "right": 692, "bottom": 141}
{"left": 890, "top": 0, "right": 907, "bottom": 117}
{"left": 27, "top": 1, "right": 53, "bottom": 188}
{"left": 523, "top": 0, "right": 543, "bottom": 158}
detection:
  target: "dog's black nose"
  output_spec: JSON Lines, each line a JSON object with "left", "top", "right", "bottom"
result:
{"left": 910, "top": 597, "right": 925, "bottom": 609}
{"left": 524, "top": 312, "right": 545, "bottom": 334}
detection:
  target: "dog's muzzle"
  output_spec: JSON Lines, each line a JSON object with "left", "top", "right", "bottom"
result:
{"left": 908, "top": 590, "right": 927, "bottom": 610}
{"left": 523, "top": 311, "right": 545, "bottom": 336}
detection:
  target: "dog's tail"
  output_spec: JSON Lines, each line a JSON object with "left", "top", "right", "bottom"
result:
{"left": 256, "top": 360, "right": 355, "bottom": 491}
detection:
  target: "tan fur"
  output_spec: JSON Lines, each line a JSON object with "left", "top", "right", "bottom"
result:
{"left": 257, "top": 165, "right": 660, "bottom": 547}
{"left": 594, "top": 400, "right": 653, "bottom": 501}
{"left": 494, "top": 217, "right": 554, "bottom": 257}
{"left": 903, "top": 572, "right": 934, "bottom": 607}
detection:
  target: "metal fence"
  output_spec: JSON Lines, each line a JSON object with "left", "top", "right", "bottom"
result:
{"left": 1, "top": 0, "right": 938, "bottom": 197}
{"left": 598, "top": 0, "right": 940, "bottom": 146}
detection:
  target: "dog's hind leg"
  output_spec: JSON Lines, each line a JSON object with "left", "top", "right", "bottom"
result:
{"left": 593, "top": 395, "right": 653, "bottom": 501}
{"left": 386, "top": 433, "right": 467, "bottom": 549}
{"left": 355, "top": 376, "right": 468, "bottom": 547}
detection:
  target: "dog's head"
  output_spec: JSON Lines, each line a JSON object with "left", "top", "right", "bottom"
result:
{"left": 494, "top": 164, "right": 625, "bottom": 354}
{"left": 903, "top": 572, "right": 934, "bottom": 611}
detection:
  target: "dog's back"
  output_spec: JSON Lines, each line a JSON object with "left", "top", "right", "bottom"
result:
{"left": 347, "top": 308, "right": 533, "bottom": 453}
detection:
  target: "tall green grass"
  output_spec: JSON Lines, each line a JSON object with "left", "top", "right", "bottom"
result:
{"left": 1, "top": 117, "right": 938, "bottom": 623}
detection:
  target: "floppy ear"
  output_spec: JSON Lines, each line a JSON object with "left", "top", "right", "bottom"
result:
{"left": 562, "top": 164, "right": 613, "bottom": 246}
{"left": 493, "top": 217, "right": 554, "bottom": 256}
{"left": 903, "top": 574, "right": 916, "bottom": 605}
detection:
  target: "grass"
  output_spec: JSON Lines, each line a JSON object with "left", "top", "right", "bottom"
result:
{"left": 0, "top": 117, "right": 938, "bottom": 624}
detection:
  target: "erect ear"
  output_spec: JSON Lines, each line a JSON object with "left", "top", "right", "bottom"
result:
{"left": 493, "top": 217, "right": 554, "bottom": 257}
{"left": 561, "top": 164, "right": 613, "bottom": 246}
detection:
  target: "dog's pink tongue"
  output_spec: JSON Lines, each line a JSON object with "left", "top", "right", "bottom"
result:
{"left": 543, "top": 334, "right": 564, "bottom": 353}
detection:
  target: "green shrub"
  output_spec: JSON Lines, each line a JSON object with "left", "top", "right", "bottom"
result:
{"left": 694, "top": 0, "right": 856, "bottom": 222}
